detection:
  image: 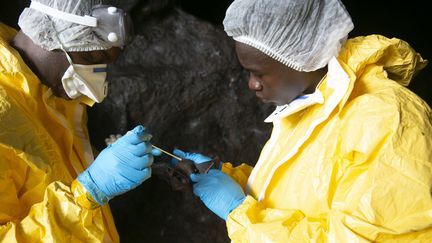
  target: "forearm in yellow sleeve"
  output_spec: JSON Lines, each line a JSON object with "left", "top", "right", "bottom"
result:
{"left": 0, "top": 181, "right": 105, "bottom": 242}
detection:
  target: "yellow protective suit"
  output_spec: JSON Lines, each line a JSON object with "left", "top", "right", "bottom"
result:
{"left": 0, "top": 23, "right": 119, "bottom": 242}
{"left": 222, "top": 35, "right": 432, "bottom": 242}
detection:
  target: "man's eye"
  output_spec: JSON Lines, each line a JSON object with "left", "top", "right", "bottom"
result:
{"left": 81, "top": 55, "right": 94, "bottom": 63}
{"left": 253, "top": 73, "right": 263, "bottom": 78}
{"left": 92, "top": 52, "right": 111, "bottom": 64}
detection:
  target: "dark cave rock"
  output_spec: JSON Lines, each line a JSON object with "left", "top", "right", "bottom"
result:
{"left": 88, "top": 7, "right": 273, "bottom": 163}
{"left": 87, "top": 7, "right": 273, "bottom": 243}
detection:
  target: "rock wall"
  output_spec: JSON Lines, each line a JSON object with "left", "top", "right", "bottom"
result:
{"left": 2, "top": 1, "right": 430, "bottom": 242}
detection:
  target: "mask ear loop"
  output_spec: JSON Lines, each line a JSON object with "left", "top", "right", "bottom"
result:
{"left": 43, "top": 14, "right": 87, "bottom": 100}
{"left": 40, "top": 9, "right": 108, "bottom": 103}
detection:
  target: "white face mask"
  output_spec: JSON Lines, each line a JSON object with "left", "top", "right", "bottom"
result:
{"left": 61, "top": 55, "right": 108, "bottom": 103}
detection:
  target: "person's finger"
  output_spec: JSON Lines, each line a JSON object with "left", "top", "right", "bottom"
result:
{"left": 173, "top": 148, "right": 186, "bottom": 158}
{"left": 171, "top": 149, "right": 186, "bottom": 165}
{"left": 125, "top": 167, "right": 152, "bottom": 185}
{"left": 189, "top": 173, "right": 206, "bottom": 182}
{"left": 151, "top": 148, "right": 162, "bottom": 156}
{"left": 119, "top": 153, "right": 153, "bottom": 170}
{"left": 128, "top": 142, "right": 152, "bottom": 156}
{"left": 117, "top": 125, "right": 152, "bottom": 145}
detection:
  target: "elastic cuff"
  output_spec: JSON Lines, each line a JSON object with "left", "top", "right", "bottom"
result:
{"left": 71, "top": 179, "right": 101, "bottom": 209}
{"left": 231, "top": 196, "right": 246, "bottom": 213}
{"left": 224, "top": 196, "right": 246, "bottom": 221}
{"left": 76, "top": 171, "right": 112, "bottom": 206}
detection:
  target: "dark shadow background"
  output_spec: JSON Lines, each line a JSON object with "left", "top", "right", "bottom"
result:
{"left": 1, "top": 1, "right": 430, "bottom": 243}
{"left": 2, "top": 0, "right": 430, "bottom": 104}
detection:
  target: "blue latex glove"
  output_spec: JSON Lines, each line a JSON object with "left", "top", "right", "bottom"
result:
{"left": 78, "top": 125, "right": 159, "bottom": 205}
{"left": 190, "top": 169, "right": 246, "bottom": 220}
{"left": 171, "top": 148, "right": 212, "bottom": 165}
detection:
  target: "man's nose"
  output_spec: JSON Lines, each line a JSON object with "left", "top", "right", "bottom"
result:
{"left": 248, "top": 74, "right": 262, "bottom": 91}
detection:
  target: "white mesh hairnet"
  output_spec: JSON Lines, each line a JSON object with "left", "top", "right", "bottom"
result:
{"left": 223, "top": 0, "right": 354, "bottom": 72}
{"left": 18, "top": 0, "right": 115, "bottom": 52}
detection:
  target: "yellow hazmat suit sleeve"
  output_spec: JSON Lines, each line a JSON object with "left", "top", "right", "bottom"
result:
{"left": 0, "top": 143, "right": 106, "bottom": 242}
{"left": 221, "top": 163, "right": 254, "bottom": 189}
{"left": 2, "top": 182, "right": 104, "bottom": 242}
{"left": 71, "top": 179, "right": 103, "bottom": 210}
{"left": 0, "top": 23, "right": 118, "bottom": 242}
{"left": 226, "top": 35, "right": 432, "bottom": 242}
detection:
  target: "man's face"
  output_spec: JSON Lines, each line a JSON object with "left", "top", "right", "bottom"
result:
{"left": 68, "top": 47, "right": 121, "bottom": 65}
{"left": 235, "top": 42, "right": 313, "bottom": 106}
{"left": 52, "top": 47, "right": 121, "bottom": 99}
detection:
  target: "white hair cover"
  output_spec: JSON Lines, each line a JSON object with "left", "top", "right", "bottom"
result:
{"left": 18, "top": 0, "right": 113, "bottom": 51}
{"left": 223, "top": 0, "right": 354, "bottom": 71}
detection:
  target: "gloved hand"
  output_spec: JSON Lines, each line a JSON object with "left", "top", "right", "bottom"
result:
{"left": 171, "top": 148, "right": 212, "bottom": 165}
{"left": 190, "top": 169, "right": 246, "bottom": 220}
{"left": 78, "top": 125, "right": 159, "bottom": 205}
